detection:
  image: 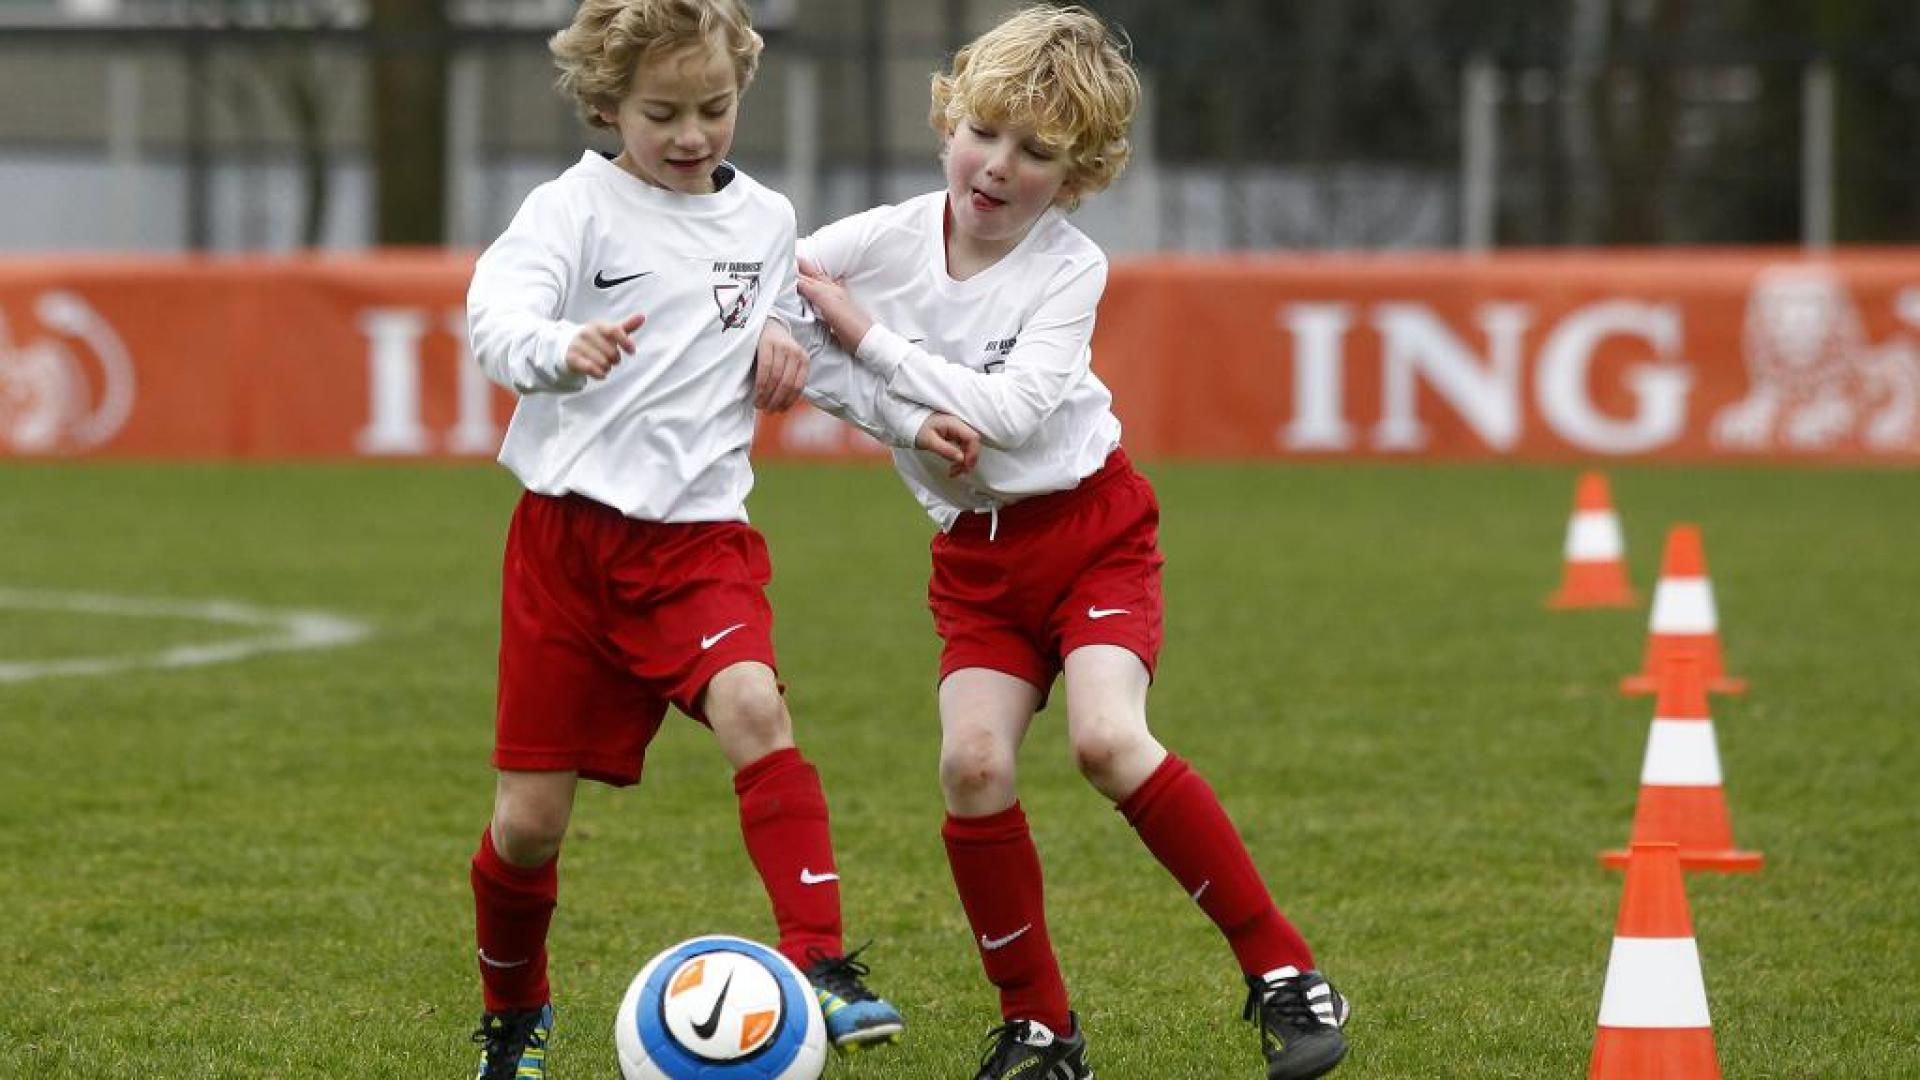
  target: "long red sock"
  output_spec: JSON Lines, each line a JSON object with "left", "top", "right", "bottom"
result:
{"left": 943, "top": 802, "right": 1071, "bottom": 1032}
{"left": 1118, "top": 754, "right": 1315, "bottom": 975}
{"left": 470, "top": 828, "right": 558, "bottom": 1013}
{"left": 735, "top": 747, "right": 843, "bottom": 968}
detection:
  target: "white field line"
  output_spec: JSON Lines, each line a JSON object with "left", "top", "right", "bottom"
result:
{"left": 0, "top": 588, "right": 373, "bottom": 684}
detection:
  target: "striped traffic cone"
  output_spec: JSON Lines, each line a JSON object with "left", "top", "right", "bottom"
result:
{"left": 1590, "top": 842, "right": 1722, "bottom": 1079}
{"left": 1548, "top": 471, "right": 1637, "bottom": 609}
{"left": 1601, "top": 656, "right": 1762, "bottom": 872}
{"left": 1621, "top": 525, "right": 1746, "bottom": 695}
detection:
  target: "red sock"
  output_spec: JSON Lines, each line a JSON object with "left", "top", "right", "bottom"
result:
{"left": 470, "top": 828, "right": 558, "bottom": 1013}
{"left": 943, "top": 802, "right": 1071, "bottom": 1032}
{"left": 735, "top": 747, "right": 843, "bottom": 968}
{"left": 1118, "top": 754, "right": 1315, "bottom": 975}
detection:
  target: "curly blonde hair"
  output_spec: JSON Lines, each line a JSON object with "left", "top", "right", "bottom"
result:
{"left": 550, "top": 0, "right": 762, "bottom": 129}
{"left": 929, "top": 4, "right": 1140, "bottom": 209}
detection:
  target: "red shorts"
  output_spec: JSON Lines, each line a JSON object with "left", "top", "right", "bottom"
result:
{"left": 929, "top": 448, "right": 1165, "bottom": 696}
{"left": 494, "top": 491, "right": 778, "bottom": 787}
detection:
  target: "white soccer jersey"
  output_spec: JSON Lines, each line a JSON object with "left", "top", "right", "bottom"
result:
{"left": 468, "top": 150, "right": 808, "bottom": 522}
{"left": 798, "top": 190, "right": 1122, "bottom": 530}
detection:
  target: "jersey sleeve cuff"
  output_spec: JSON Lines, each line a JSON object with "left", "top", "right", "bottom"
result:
{"left": 877, "top": 397, "right": 934, "bottom": 449}
{"left": 537, "top": 319, "right": 587, "bottom": 392}
{"left": 854, "top": 323, "right": 913, "bottom": 381}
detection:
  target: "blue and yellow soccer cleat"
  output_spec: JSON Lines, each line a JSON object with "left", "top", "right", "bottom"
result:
{"left": 1244, "top": 966, "right": 1350, "bottom": 1080}
{"left": 803, "top": 946, "right": 905, "bottom": 1050}
{"left": 471, "top": 1001, "right": 553, "bottom": 1080}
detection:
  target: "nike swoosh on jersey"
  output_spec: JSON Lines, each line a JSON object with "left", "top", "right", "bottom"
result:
{"left": 799, "top": 868, "right": 840, "bottom": 886}
{"left": 593, "top": 270, "right": 651, "bottom": 289}
{"left": 1086, "top": 606, "right": 1131, "bottom": 620}
{"left": 701, "top": 623, "right": 747, "bottom": 650}
{"left": 979, "top": 923, "right": 1032, "bottom": 951}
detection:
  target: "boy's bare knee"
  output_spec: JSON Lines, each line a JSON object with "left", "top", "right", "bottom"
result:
{"left": 1071, "top": 716, "right": 1157, "bottom": 787}
{"left": 940, "top": 735, "right": 1015, "bottom": 806}
{"left": 707, "top": 667, "right": 794, "bottom": 766}
{"left": 492, "top": 804, "right": 567, "bottom": 866}
{"left": 1071, "top": 725, "right": 1127, "bottom": 781}
{"left": 490, "top": 772, "right": 575, "bottom": 866}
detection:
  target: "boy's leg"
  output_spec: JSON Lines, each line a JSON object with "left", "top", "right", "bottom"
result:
{"left": 1063, "top": 646, "right": 1348, "bottom": 1077}
{"left": 704, "top": 660, "right": 903, "bottom": 1047}
{"left": 471, "top": 769, "right": 577, "bottom": 1013}
{"left": 469, "top": 770, "right": 574, "bottom": 1079}
{"left": 1063, "top": 645, "right": 1314, "bottom": 977}
{"left": 938, "top": 669, "right": 1074, "bottom": 1035}
{"left": 705, "top": 661, "right": 840, "bottom": 963}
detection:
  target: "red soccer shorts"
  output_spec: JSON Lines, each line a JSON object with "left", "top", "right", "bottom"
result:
{"left": 928, "top": 448, "right": 1166, "bottom": 695}
{"left": 494, "top": 491, "right": 778, "bottom": 786}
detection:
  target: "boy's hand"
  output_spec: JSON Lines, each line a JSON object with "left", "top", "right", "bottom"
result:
{"left": 796, "top": 258, "right": 876, "bottom": 352}
{"left": 754, "top": 316, "right": 809, "bottom": 412}
{"left": 917, "top": 413, "right": 982, "bottom": 477}
{"left": 566, "top": 313, "right": 645, "bottom": 379}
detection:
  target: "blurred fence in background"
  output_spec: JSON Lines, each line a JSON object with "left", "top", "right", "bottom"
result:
{"left": 3, "top": 0, "right": 1917, "bottom": 255}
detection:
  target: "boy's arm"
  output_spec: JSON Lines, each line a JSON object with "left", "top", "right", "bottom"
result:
{"left": 792, "top": 323, "right": 933, "bottom": 448}
{"left": 842, "top": 260, "right": 1107, "bottom": 450}
{"left": 466, "top": 186, "right": 590, "bottom": 395}
{"left": 783, "top": 232, "right": 934, "bottom": 447}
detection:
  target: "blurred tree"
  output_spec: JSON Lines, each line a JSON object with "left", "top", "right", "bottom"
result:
{"left": 370, "top": 0, "right": 447, "bottom": 245}
{"left": 255, "top": 43, "right": 332, "bottom": 247}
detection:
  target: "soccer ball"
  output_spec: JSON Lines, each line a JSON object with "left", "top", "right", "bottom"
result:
{"left": 615, "top": 935, "right": 826, "bottom": 1080}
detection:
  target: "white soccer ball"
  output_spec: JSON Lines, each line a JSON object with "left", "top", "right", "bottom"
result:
{"left": 615, "top": 935, "right": 826, "bottom": 1080}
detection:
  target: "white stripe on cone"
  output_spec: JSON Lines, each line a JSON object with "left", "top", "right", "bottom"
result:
{"left": 1596, "top": 938, "right": 1713, "bottom": 1028}
{"left": 1640, "top": 721, "right": 1724, "bottom": 786}
{"left": 1650, "top": 578, "right": 1717, "bottom": 634}
{"left": 1566, "top": 511, "right": 1626, "bottom": 561}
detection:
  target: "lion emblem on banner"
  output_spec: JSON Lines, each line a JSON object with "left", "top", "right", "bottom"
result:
{"left": 0, "top": 291, "right": 136, "bottom": 454}
{"left": 1711, "top": 267, "right": 1920, "bottom": 450}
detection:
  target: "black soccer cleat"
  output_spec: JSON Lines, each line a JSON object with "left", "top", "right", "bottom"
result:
{"left": 973, "top": 1013, "right": 1093, "bottom": 1080}
{"left": 1244, "top": 966, "right": 1350, "bottom": 1080}
{"left": 471, "top": 1001, "right": 553, "bottom": 1080}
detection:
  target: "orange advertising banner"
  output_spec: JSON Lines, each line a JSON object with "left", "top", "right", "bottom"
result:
{"left": 2, "top": 249, "right": 1916, "bottom": 463}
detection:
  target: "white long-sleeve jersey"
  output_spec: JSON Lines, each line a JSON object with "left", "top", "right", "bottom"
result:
{"left": 797, "top": 190, "right": 1122, "bottom": 530}
{"left": 468, "top": 151, "right": 806, "bottom": 522}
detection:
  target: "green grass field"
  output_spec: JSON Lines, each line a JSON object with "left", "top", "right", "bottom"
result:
{"left": 2, "top": 461, "right": 1917, "bottom": 1079}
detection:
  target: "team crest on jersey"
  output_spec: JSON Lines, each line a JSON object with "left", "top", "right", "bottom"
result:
{"left": 711, "top": 260, "right": 764, "bottom": 332}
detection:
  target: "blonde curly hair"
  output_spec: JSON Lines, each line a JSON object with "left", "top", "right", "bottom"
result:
{"left": 929, "top": 5, "right": 1140, "bottom": 209}
{"left": 550, "top": 0, "right": 762, "bottom": 129}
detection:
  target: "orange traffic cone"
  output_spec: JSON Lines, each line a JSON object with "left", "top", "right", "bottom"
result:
{"left": 1602, "top": 657, "right": 1762, "bottom": 872}
{"left": 1548, "top": 472, "right": 1637, "bottom": 609}
{"left": 1622, "top": 525, "right": 1746, "bottom": 695}
{"left": 1590, "top": 842, "right": 1722, "bottom": 1079}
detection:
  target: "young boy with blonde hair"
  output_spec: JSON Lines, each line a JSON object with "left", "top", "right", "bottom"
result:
{"left": 460, "top": 1, "right": 947, "bottom": 1075}
{"left": 783, "top": 6, "right": 1352, "bottom": 1078}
